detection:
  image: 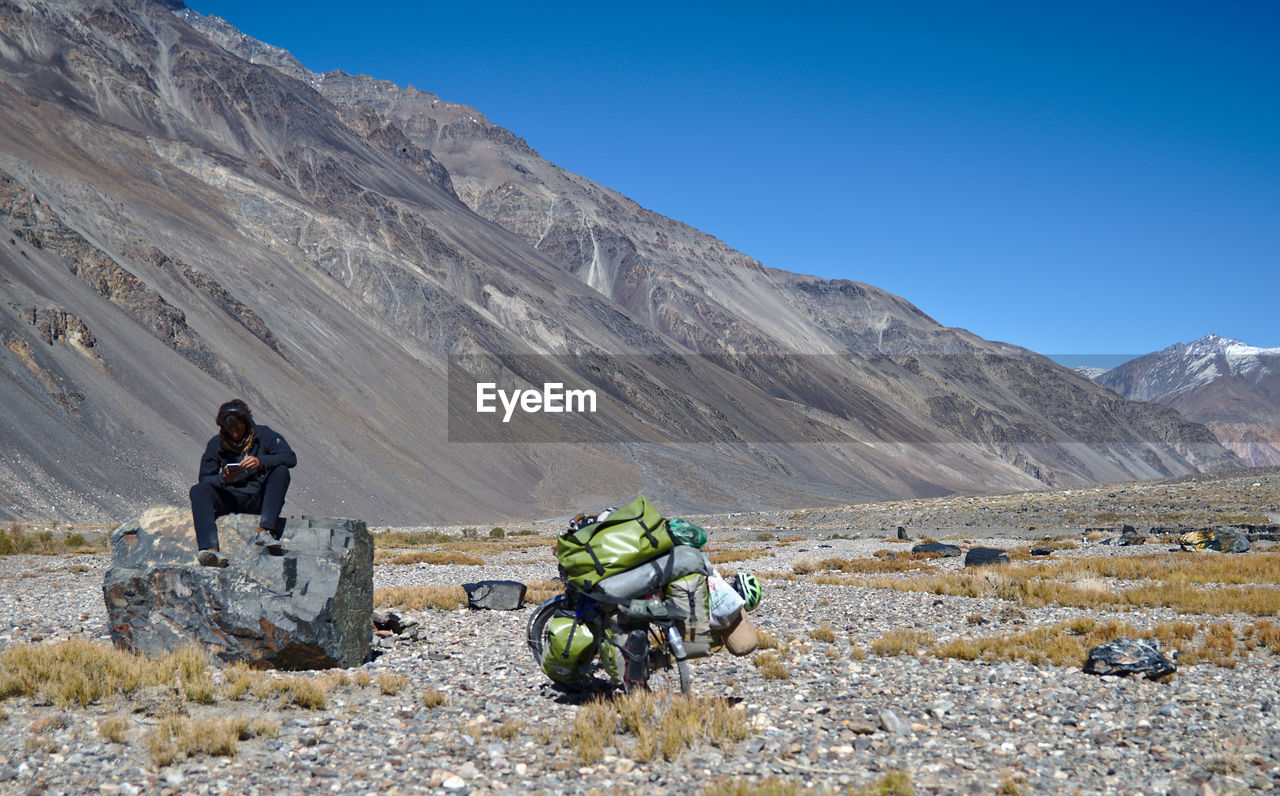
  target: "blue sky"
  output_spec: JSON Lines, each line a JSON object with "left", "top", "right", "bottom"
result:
{"left": 186, "top": 1, "right": 1279, "bottom": 360}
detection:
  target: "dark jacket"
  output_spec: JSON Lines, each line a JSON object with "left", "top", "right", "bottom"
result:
{"left": 197, "top": 424, "right": 297, "bottom": 499}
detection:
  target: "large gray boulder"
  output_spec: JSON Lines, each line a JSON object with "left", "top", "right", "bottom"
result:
{"left": 103, "top": 506, "right": 373, "bottom": 669}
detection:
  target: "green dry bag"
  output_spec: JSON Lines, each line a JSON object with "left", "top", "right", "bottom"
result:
{"left": 556, "top": 494, "right": 674, "bottom": 590}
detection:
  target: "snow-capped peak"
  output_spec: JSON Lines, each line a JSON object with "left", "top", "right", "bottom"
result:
{"left": 1096, "top": 333, "right": 1279, "bottom": 403}
{"left": 1179, "top": 333, "right": 1280, "bottom": 382}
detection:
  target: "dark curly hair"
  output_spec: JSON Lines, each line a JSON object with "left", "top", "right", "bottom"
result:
{"left": 216, "top": 399, "right": 253, "bottom": 430}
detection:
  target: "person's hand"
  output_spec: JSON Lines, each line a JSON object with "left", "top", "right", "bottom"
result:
{"left": 239, "top": 456, "right": 261, "bottom": 472}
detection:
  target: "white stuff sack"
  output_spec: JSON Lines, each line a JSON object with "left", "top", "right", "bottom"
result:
{"left": 707, "top": 572, "right": 746, "bottom": 629}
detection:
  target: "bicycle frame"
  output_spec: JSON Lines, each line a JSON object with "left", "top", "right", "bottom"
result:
{"left": 528, "top": 581, "right": 693, "bottom": 693}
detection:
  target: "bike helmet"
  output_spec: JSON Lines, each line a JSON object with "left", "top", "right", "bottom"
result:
{"left": 732, "top": 572, "right": 762, "bottom": 612}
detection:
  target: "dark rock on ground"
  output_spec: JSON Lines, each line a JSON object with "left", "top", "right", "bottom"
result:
{"left": 373, "top": 610, "right": 413, "bottom": 635}
{"left": 1118, "top": 524, "right": 1148, "bottom": 546}
{"left": 912, "top": 542, "right": 962, "bottom": 557}
{"left": 463, "top": 580, "right": 527, "bottom": 611}
{"left": 1083, "top": 638, "right": 1176, "bottom": 680}
{"left": 1030, "top": 546, "right": 1053, "bottom": 556}
{"left": 103, "top": 506, "right": 373, "bottom": 669}
{"left": 964, "top": 547, "right": 1009, "bottom": 567}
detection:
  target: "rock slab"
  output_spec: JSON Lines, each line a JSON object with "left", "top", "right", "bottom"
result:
{"left": 463, "top": 580, "right": 527, "bottom": 611}
{"left": 912, "top": 542, "right": 962, "bottom": 557}
{"left": 103, "top": 506, "right": 372, "bottom": 669}
{"left": 1083, "top": 637, "right": 1176, "bottom": 680}
{"left": 964, "top": 547, "right": 1009, "bottom": 567}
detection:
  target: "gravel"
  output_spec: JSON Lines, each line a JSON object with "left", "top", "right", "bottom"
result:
{"left": 2, "top": 520, "right": 1279, "bottom": 795}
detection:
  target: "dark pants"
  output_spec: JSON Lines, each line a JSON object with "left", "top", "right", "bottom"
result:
{"left": 189, "top": 466, "right": 290, "bottom": 550}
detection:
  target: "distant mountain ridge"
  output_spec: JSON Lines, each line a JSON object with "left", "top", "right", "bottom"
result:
{"left": 1095, "top": 334, "right": 1280, "bottom": 466}
{"left": 0, "top": 0, "right": 1239, "bottom": 523}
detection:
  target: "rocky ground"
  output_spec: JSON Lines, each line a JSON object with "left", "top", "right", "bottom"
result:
{"left": 1, "top": 467, "right": 1279, "bottom": 795}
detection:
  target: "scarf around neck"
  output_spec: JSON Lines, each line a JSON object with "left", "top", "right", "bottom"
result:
{"left": 221, "top": 425, "right": 255, "bottom": 456}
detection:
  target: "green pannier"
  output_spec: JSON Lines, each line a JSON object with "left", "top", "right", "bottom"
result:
{"left": 540, "top": 614, "right": 598, "bottom": 686}
{"left": 557, "top": 494, "right": 674, "bottom": 590}
{"left": 598, "top": 624, "right": 622, "bottom": 685}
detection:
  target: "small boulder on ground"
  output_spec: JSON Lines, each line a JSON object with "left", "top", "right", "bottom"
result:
{"left": 373, "top": 610, "right": 418, "bottom": 636}
{"left": 1083, "top": 638, "right": 1176, "bottom": 680}
{"left": 1118, "top": 524, "right": 1148, "bottom": 546}
{"left": 964, "top": 547, "right": 1009, "bottom": 567}
{"left": 103, "top": 506, "right": 373, "bottom": 669}
{"left": 1179, "top": 528, "right": 1250, "bottom": 553}
{"left": 911, "top": 542, "right": 962, "bottom": 557}
{"left": 463, "top": 580, "right": 527, "bottom": 610}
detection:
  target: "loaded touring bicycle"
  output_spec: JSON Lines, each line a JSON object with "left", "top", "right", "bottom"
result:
{"left": 526, "top": 495, "right": 762, "bottom": 693}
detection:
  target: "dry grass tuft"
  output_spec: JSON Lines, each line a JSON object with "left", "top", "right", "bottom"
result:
{"left": 99, "top": 715, "right": 129, "bottom": 744}
{"left": 840, "top": 552, "right": 1280, "bottom": 617}
{"left": 249, "top": 675, "right": 329, "bottom": 709}
{"left": 708, "top": 548, "right": 772, "bottom": 564}
{"left": 282, "top": 677, "right": 327, "bottom": 710}
{"left": 524, "top": 580, "right": 563, "bottom": 603}
{"left": 223, "top": 663, "right": 258, "bottom": 700}
{"left": 871, "top": 629, "right": 936, "bottom": 657}
{"left": 752, "top": 651, "right": 790, "bottom": 679}
{"left": 373, "top": 530, "right": 455, "bottom": 548}
{"left": 493, "top": 719, "right": 526, "bottom": 740}
{"left": 384, "top": 551, "right": 485, "bottom": 566}
{"left": 756, "top": 629, "right": 782, "bottom": 650}
{"left": 421, "top": 689, "right": 448, "bottom": 708}
{"left": 928, "top": 619, "right": 1135, "bottom": 666}
{"left": 858, "top": 768, "right": 914, "bottom": 796}
{"left": 0, "top": 523, "right": 109, "bottom": 556}
{"left": 146, "top": 714, "right": 276, "bottom": 766}
{"left": 792, "top": 557, "right": 818, "bottom": 575}
{"left": 374, "top": 585, "right": 468, "bottom": 611}
{"left": 802, "top": 554, "right": 940, "bottom": 576}
{"left": 571, "top": 692, "right": 749, "bottom": 764}
{"left": 706, "top": 768, "right": 914, "bottom": 795}
{"left": 1179, "top": 621, "right": 1238, "bottom": 668}
{"left": 0, "top": 639, "right": 212, "bottom": 707}
{"left": 1148, "top": 621, "right": 1198, "bottom": 647}
{"left": 376, "top": 673, "right": 408, "bottom": 695}
{"left": 703, "top": 776, "right": 807, "bottom": 796}
{"left": 1245, "top": 619, "right": 1280, "bottom": 654}
{"left": 569, "top": 699, "right": 615, "bottom": 764}
{"left": 808, "top": 624, "right": 837, "bottom": 643}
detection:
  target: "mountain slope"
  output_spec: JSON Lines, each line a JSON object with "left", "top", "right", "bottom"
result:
{"left": 1095, "top": 334, "right": 1280, "bottom": 466}
{"left": 0, "top": 0, "right": 1238, "bottom": 523}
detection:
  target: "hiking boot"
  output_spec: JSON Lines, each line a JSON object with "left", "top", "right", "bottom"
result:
{"left": 252, "top": 528, "right": 284, "bottom": 554}
{"left": 197, "top": 549, "right": 228, "bottom": 568}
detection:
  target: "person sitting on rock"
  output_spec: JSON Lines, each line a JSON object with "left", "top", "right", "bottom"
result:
{"left": 190, "top": 398, "right": 297, "bottom": 567}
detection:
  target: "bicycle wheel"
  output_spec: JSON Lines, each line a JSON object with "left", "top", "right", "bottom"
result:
{"left": 646, "top": 649, "right": 692, "bottom": 694}
{"left": 623, "top": 624, "right": 692, "bottom": 694}
{"left": 526, "top": 594, "right": 566, "bottom": 664}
